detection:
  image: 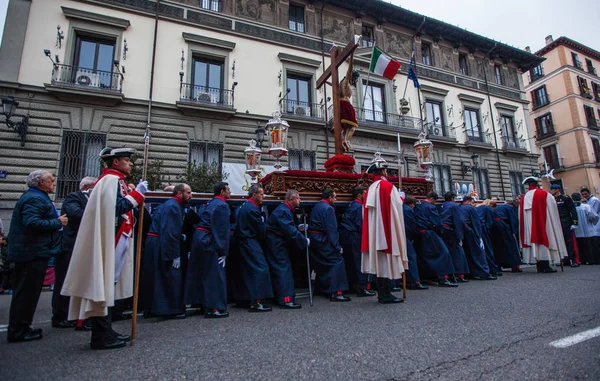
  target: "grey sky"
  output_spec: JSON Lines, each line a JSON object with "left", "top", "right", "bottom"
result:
{"left": 390, "top": 0, "right": 600, "bottom": 53}
{"left": 0, "top": 0, "right": 7, "bottom": 47}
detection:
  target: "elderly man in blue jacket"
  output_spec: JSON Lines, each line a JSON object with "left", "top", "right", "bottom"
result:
{"left": 7, "top": 170, "right": 68, "bottom": 343}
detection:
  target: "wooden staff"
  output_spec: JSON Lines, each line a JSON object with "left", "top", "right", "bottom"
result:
{"left": 397, "top": 133, "right": 407, "bottom": 301}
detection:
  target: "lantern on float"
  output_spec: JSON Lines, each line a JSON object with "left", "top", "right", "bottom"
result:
{"left": 413, "top": 131, "right": 434, "bottom": 181}
{"left": 244, "top": 139, "right": 262, "bottom": 183}
{"left": 265, "top": 111, "right": 289, "bottom": 170}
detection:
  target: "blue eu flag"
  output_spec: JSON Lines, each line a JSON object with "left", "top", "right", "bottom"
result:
{"left": 407, "top": 55, "right": 420, "bottom": 89}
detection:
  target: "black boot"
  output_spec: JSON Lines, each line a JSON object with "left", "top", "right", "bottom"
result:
{"left": 377, "top": 278, "right": 403, "bottom": 304}
{"left": 539, "top": 260, "right": 557, "bottom": 273}
{"left": 90, "top": 316, "right": 126, "bottom": 350}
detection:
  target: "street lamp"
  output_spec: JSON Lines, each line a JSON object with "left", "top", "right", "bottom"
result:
{"left": 255, "top": 122, "right": 266, "bottom": 148}
{"left": 244, "top": 139, "right": 262, "bottom": 183}
{"left": 1, "top": 96, "right": 29, "bottom": 147}
{"left": 413, "top": 131, "right": 434, "bottom": 181}
{"left": 265, "top": 111, "right": 289, "bottom": 170}
{"left": 461, "top": 152, "right": 480, "bottom": 177}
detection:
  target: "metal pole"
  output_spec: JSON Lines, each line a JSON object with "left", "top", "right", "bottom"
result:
{"left": 303, "top": 212, "right": 313, "bottom": 307}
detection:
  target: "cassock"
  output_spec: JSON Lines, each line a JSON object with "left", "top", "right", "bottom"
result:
{"left": 403, "top": 204, "right": 423, "bottom": 285}
{"left": 476, "top": 205, "right": 499, "bottom": 274}
{"left": 227, "top": 205, "right": 243, "bottom": 302}
{"left": 340, "top": 199, "right": 368, "bottom": 290}
{"left": 265, "top": 202, "right": 307, "bottom": 305}
{"left": 235, "top": 199, "right": 273, "bottom": 302}
{"left": 309, "top": 200, "right": 349, "bottom": 294}
{"left": 414, "top": 201, "right": 455, "bottom": 278}
{"left": 492, "top": 204, "right": 522, "bottom": 270}
{"left": 555, "top": 194, "right": 578, "bottom": 264}
{"left": 460, "top": 204, "right": 492, "bottom": 278}
{"left": 520, "top": 187, "right": 567, "bottom": 263}
{"left": 141, "top": 197, "right": 185, "bottom": 316}
{"left": 441, "top": 201, "right": 469, "bottom": 276}
{"left": 361, "top": 178, "right": 408, "bottom": 279}
{"left": 185, "top": 196, "right": 230, "bottom": 311}
{"left": 573, "top": 201, "right": 599, "bottom": 264}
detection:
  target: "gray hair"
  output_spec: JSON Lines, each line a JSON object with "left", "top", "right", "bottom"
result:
{"left": 173, "top": 184, "right": 186, "bottom": 196}
{"left": 26, "top": 170, "right": 52, "bottom": 188}
{"left": 285, "top": 189, "right": 299, "bottom": 201}
{"left": 79, "top": 176, "right": 97, "bottom": 190}
{"left": 248, "top": 184, "right": 263, "bottom": 198}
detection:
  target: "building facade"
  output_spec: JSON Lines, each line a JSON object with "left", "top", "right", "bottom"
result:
{"left": 523, "top": 35, "right": 600, "bottom": 194}
{"left": 0, "top": 0, "right": 542, "bottom": 225}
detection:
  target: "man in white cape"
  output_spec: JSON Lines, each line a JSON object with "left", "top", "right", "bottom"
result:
{"left": 519, "top": 176, "right": 567, "bottom": 273}
{"left": 61, "top": 147, "right": 147, "bottom": 350}
{"left": 361, "top": 156, "right": 408, "bottom": 304}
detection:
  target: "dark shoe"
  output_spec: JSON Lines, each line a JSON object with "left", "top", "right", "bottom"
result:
{"left": 249, "top": 302, "right": 272, "bottom": 312}
{"left": 378, "top": 294, "right": 404, "bottom": 304}
{"left": 438, "top": 279, "right": 458, "bottom": 287}
{"left": 75, "top": 320, "right": 92, "bottom": 332}
{"left": 329, "top": 293, "right": 351, "bottom": 302}
{"left": 7, "top": 329, "right": 43, "bottom": 343}
{"left": 279, "top": 302, "right": 302, "bottom": 309}
{"left": 112, "top": 312, "right": 132, "bottom": 321}
{"left": 52, "top": 320, "right": 77, "bottom": 329}
{"left": 90, "top": 338, "right": 126, "bottom": 350}
{"left": 204, "top": 310, "right": 229, "bottom": 319}
{"left": 456, "top": 276, "right": 469, "bottom": 283}
{"left": 542, "top": 267, "right": 558, "bottom": 273}
{"left": 407, "top": 283, "right": 429, "bottom": 290}
{"left": 169, "top": 313, "right": 187, "bottom": 320}
{"left": 570, "top": 262, "right": 580, "bottom": 268}
{"left": 485, "top": 275, "right": 498, "bottom": 280}
{"left": 491, "top": 271, "right": 503, "bottom": 277}
{"left": 357, "top": 288, "right": 376, "bottom": 297}
{"left": 111, "top": 329, "right": 131, "bottom": 342}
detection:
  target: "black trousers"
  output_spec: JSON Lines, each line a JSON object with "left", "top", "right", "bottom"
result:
{"left": 561, "top": 227, "right": 576, "bottom": 262}
{"left": 52, "top": 251, "right": 72, "bottom": 322}
{"left": 7, "top": 258, "right": 49, "bottom": 339}
{"left": 90, "top": 308, "right": 114, "bottom": 344}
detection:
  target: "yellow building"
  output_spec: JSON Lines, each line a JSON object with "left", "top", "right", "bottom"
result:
{"left": 524, "top": 35, "right": 600, "bottom": 195}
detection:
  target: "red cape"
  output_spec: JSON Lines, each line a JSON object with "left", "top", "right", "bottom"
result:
{"left": 520, "top": 187, "right": 549, "bottom": 248}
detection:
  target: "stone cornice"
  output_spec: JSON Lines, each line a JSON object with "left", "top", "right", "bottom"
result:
{"left": 495, "top": 102, "right": 519, "bottom": 112}
{"left": 419, "top": 84, "right": 449, "bottom": 96}
{"left": 182, "top": 32, "right": 236, "bottom": 51}
{"left": 61, "top": 6, "right": 131, "bottom": 29}
{"left": 277, "top": 53, "right": 321, "bottom": 68}
{"left": 458, "top": 93, "right": 485, "bottom": 104}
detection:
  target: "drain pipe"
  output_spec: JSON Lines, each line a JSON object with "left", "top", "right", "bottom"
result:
{"left": 320, "top": 0, "right": 330, "bottom": 157}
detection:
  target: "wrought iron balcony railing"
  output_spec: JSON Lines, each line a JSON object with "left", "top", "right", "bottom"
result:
{"left": 179, "top": 84, "right": 234, "bottom": 108}
{"left": 280, "top": 100, "right": 324, "bottom": 119}
{"left": 356, "top": 108, "right": 421, "bottom": 131}
{"left": 502, "top": 136, "right": 525, "bottom": 150}
{"left": 466, "top": 132, "right": 491, "bottom": 145}
{"left": 51, "top": 64, "right": 123, "bottom": 92}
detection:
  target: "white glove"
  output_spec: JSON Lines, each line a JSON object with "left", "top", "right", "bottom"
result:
{"left": 218, "top": 256, "right": 226, "bottom": 268}
{"left": 570, "top": 225, "right": 577, "bottom": 230}
{"left": 339, "top": 248, "right": 343, "bottom": 254}
{"left": 479, "top": 238, "right": 485, "bottom": 250}
{"left": 136, "top": 180, "right": 149, "bottom": 195}
{"left": 399, "top": 191, "right": 406, "bottom": 200}
{"left": 306, "top": 237, "right": 310, "bottom": 247}
{"left": 172, "top": 257, "right": 181, "bottom": 269}
{"left": 181, "top": 234, "right": 187, "bottom": 241}
{"left": 459, "top": 240, "right": 463, "bottom": 247}
{"left": 298, "top": 224, "right": 308, "bottom": 232}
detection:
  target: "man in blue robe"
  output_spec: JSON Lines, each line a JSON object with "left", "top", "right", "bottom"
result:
{"left": 403, "top": 196, "right": 428, "bottom": 290}
{"left": 142, "top": 184, "right": 192, "bottom": 319}
{"left": 265, "top": 189, "right": 306, "bottom": 309}
{"left": 492, "top": 199, "right": 523, "bottom": 272}
{"left": 476, "top": 202, "right": 501, "bottom": 277}
{"left": 340, "top": 186, "right": 375, "bottom": 297}
{"left": 185, "top": 182, "right": 231, "bottom": 319}
{"left": 235, "top": 184, "right": 273, "bottom": 312}
{"left": 460, "top": 196, "right": 496, "bottom": 280}
{"left": 414, "top": 192, "right": 457, "bottom": 287}
{"left": 309, "top": 189, "right": 351, "bottom": 301}
{"left": 441, "top": 192, "right": 469, "bottom": 283}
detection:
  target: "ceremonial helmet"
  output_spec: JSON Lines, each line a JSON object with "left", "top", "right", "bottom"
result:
{"left": 99, "top": 147, "right": 136, "bottom": 160}
{"left": 521, "top": 176, "right": 539, "bottom": 185}
{"left": 366, "top": 152, "right": 388, "bottom": 174}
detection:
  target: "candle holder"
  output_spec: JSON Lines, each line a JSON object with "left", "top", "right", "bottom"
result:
{"left": 265, "top": 111, "right": 289, "bottom": 170}
{"left": 244, "top": 139, "right": 262, "bottom": 183}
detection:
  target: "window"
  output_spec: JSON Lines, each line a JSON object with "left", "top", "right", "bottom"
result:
{"left": 57, "top": 131, "right": 106, "bottom": 200}
{"left": 586, "top": 58, "right": 596, "bottom": 75}
{"left": 425, "top": 100, "right": 444, "bottom": 136}
{"left": 593, "top": 82, "right": 600, "bottom": 102}
{"left": 572, "top": 52, "right": 583, "bottom": 69}
{"left": 578, "top": 76, "right": 592, "bottom": 98}
{"left": 592, "top": 138, "right": 600, "bottom": 163}
{"left": 201, "top": 0, "right": 220, "bottom": 12}
{"left": 472, "top": 168, "right": 490, "bottom": 199}
{"left": 458, "top": 53, "right": 469, "bottom": 75}
{"left": 189, "top": 142, "right": 223, "bottom": 165}
{"left": 464, "top": 108, "right": 481, "bottom": 140}
{"left": 531, "top": 85, "right": 549, "bottom": 108}
{"left": 543, "top": 145, "right": 560, "bottom": 169}
{"left": 584, "top": 105, "right": 598, "bottom": 128}
{"left": 500, "top": 115, "right": 518, "bottom": 148}
{"left": 432, "top": 164, "right": 452, "bottom": 195}
{"left": 421, "top": 42, "right": 433, "bottom": 66}
{"left": 509, "top": 171, "right": 524, "bottom": 198}
{"left": 288, "top": 149, "right": 315, "bottom": 170}
{"left": 362, "top": 82, "right": 385, "bottom": 123}
{"left": 286, "top": 74, "right": 311, "bottom": 115}
{"left": 530, "top": 64, "right": 544, "bottom": 82}
{"left": 535, "top": 113, "right": 555, "bottom": 138}
{"left": 74, "top": 35, "right": 116, "bottom": 88}
{"left": 361, "top": 25, "right": 374, "bottom": 48}
{"left": 289, "top": 5, "right": 305, "bottom": 33}
{"left": 494, "top": 65, "right": 503, "bottom": 85}
{"left": 191, "top": 56, "right": 224, "bottom": 104}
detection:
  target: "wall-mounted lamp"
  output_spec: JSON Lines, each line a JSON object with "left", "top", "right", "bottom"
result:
{"left": 231, "top": 60, "right": 236, "bottom": 79}
{"left": 461, "top": 152, "right": 479, "bottom": 177}
{"left": 231, "top": 81, "right": 238, "bottom": 92}
{"left": 181, "top": 49, "right": 185, "bottom": 70}
{"left": 55, "top": 25, "right": 64, "bottom": 49}
{"left": 255, "top": 122, "right": 266, "bottom": 148}
{"left": 1, "top": 96, "right": 29, "bottom": 147}
{"left": 44, "top": 49, "right": 58, "bottom": 68}
{"left": 179, "top": 71, "right": 184, "bottom": 90}
{"left": 278, "top": 70, "right": 282, "bottom": 86}
{"left": 122, "top": 38, "right": 128, "bottom": 60}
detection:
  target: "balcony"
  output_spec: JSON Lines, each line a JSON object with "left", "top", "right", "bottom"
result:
{"left": 280, "top": 100, "right": 324, "bottom": 125}
{"left": 356, "top": 108, "right": 422, "bottom": 135}
{"left": 427, "top": 124, "right": 457, "bottom": 143}
{"left": 502, "top": 136, "right": 528, "bottom": 153}
{"left": 532, "top": 99, "right": 550, "bottom": 110}
{"left": 176, "top": 84, "right": 236, "bottom": 117}
{"left": 465, "top": 133, "right": 493, "bottom": 148}
{"left": 536, "top": 129, "right": 556, "bottom": 140}
{"left": 44, "top": 64, "right": 124, "bottom": 105}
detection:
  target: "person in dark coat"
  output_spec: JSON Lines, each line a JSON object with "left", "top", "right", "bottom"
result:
{"left": 460, "top": 196, "right": 496, "bottom": 280}
{"left": 492, "top": 199, "right": 523, "bottom": 272}
{"left": 142, "top": 184, "right": 192, "bottom": 319}
{"left": 265, "top": 189, "right": 307, "bottom": 309}
{"left": 476, "top": 200, "right": 501, "bottom": 277}
{"left": 550, "top": 184, "right": 579, "bottom": 267}
{"left": 340, "top": 186, "right": 375, "bottom": 297}
{"left": 7, "top": 170, "right": 68, "bottom": 343}
{"left": 414, "top": 192, "right": 457, "bottom": 287}
{"left": 235, "top": 184, "right": 273, "bottom": 312}
{"left": 440, "top": 192, "right": 469, "bottom": 283}
{"left": 185, "top": 182, "right": 231, "bottom": 319}
{"left": 403, "top": 196, "right": 428, "bottom": 290}
{"left": 308, "top": 189, "right": 351, "bottom": 302}
{"left": 52, "top": 176, "right": 96, "bottom": 330}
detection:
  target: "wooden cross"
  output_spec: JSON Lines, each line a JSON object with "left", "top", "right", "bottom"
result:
{"left": 316, "top": 38, "right": 361, "bottom": 156}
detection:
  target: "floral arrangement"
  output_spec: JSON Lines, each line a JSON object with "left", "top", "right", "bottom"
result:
{"left": 323, "top": 155, "right": 356, "bottom": 170}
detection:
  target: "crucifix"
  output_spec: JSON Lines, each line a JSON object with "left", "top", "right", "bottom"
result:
{"left": 316, "top": 37, "right": 361, "bottom": 156}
